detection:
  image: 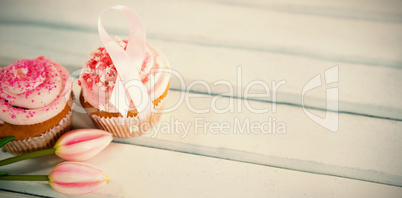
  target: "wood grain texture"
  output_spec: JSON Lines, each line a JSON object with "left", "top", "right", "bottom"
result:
{"left": 212, "top": 0, "right": 402, "bottom": 23}
{"left": 0, "top": 143, "right": 401, "bottom": 197}
{"left": 0, "top": 0, "right": 401, "bottom": 120}
{"left": 72, "top": 82, "right": 402, "bottom": 187}
{"left": 0, "top": 0, "right": 401, "bottom": 196}
{"left": 0, "top": 191, "right": 37, "bottom": 198}
{"left": 1, "top": 0, "right": 401, "bottom": 67}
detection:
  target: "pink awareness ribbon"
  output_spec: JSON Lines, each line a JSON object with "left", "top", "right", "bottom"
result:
{"left": 98, "top": 5, "right": 151, "bottom": 119}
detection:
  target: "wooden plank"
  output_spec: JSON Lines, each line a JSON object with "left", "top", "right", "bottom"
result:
{"left": 0, "top": 0, "right": 400, "bottom": 196}
{"left": 1, "top": 0, "right": 401, "bottom": 120}
{"left": 0, "top": 191, "right": 37, "bottom": 198}
{"left": 0, "top": 24, "right": 401, "bottom": 121}
{"left": 211, "top": 0, "right": 402, "bottom": 23}
{"left": 0, "top": 23, "right": 400, "bottom": 186}
{"left": 0, "top": 0, "right": 401, "bottom": 68}
{"left": 0, "top": 143, "right": 401, "bottom": 197}
{"left": 71, "top": 81, "right": 402, "bottom": 187}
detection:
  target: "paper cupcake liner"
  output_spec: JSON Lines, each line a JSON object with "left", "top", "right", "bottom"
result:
{"left": 2, "top": 94, "right": 74, "bottom": 155}
{"left": 89, "top": 94, "right": 168, "bottom": 138}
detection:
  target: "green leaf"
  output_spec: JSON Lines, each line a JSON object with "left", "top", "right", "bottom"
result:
{"left": 0, "top": 172, "right": 8, "bottom": 176}
{"left": 0, "top": 136, "right": 14, "bottom": 148}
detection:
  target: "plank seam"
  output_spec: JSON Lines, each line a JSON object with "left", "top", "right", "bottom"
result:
{"left": 1, "top": 20, "right": 401, "bottom": 69}
{"left": 112, "top": 139, "right": 402, "bottom": 188}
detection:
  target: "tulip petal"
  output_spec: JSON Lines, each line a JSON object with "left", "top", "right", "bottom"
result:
{"left": 49, "top": 162, "right": 110, "bottom": 195}
{"left": 54, "top": 129, "right": 113, "bottom": 161}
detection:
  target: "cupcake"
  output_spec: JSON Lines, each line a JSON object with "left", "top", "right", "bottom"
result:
{"left": 79, "top": 37, "right": 170, "bottom": 138}
{"left": 0, "top": 56, "right": 73, "bottom": 155}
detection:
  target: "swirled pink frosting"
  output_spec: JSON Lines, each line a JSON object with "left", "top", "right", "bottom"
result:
{"left": 79, "top": 38, "right": 170, "bottom": 112}
{"left": 0, "top": 56, "right": 72, "bottom": 125}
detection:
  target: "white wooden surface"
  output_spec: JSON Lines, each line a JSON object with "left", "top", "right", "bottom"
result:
{"left": 1, "top": 143, "right": 402, "bottom": 198}
{"left": 0, "top": 0, "right": 401, "bottom": 197}
{"left": 0, "top": 0, "right": 401, "bottom": 120}
{"left": 73, "top": 82, "right": 402, "bottom": 187}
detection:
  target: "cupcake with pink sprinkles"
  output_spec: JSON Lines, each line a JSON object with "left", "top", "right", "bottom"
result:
{"left": 0, "top": 56, "right": 74, "bottom": 155}
{"left": 78, "top": 6, "right": 171, "bottom": 138}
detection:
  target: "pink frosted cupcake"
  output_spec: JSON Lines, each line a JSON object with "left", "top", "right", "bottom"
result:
{"left": 0, "top": 56, "right": 73, "bottom": 155}
{"left": 79, "top": 37, "right": 170, "bottom": 138}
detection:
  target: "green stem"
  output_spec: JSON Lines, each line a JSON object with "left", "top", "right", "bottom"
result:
{"left": 0, "top": 136, "right": 15, "bottom": 148}
{"left": 0, "top": 175, "right": 48, "bottom": 181}
{"left": 0, "top": 148, "right": 56, "bottom": 167}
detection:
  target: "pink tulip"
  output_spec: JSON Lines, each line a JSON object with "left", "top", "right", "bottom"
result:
{"left": 54, "top": 129, "right": 113, "bottom": 161}
{"left": 48, "top": 161, "right": 110, "bottom": 195}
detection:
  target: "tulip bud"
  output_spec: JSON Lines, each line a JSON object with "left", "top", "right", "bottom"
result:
{"left": 48, "top": 162, "right": 110, "bottom": 195}
{"left": 54, "top": 129, "right": 113, "bottom": 161}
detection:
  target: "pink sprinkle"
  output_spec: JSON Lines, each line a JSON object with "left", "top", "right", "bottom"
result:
{"left": 32, "top": 99, "right": 34, "bottom": 103}
{"left": 11, "top": 115, "right": 16, "bottom": 119}
{"left": 38, "top": 92, "right": 41, "bottom": 95}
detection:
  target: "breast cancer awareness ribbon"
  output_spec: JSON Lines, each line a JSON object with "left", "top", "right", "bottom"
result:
{"left": 98, "top": 5, "right": 151, "bottom": 119}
